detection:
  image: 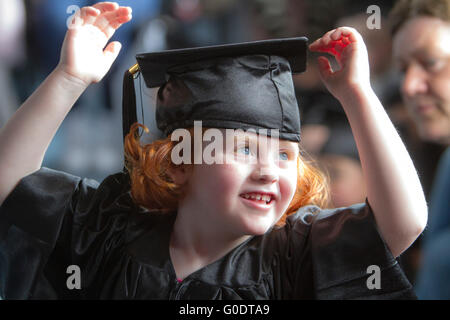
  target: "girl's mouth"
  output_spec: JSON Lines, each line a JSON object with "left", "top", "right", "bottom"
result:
{"left": 239, "top": 192, "right": 275, "bottom": 205}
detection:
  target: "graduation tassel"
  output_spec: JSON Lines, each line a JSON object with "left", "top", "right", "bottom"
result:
{"left": 122, "top": 64, "right": 139, "bottom": 140}
{"left": 122, "top": 63, "right": 140, "bottom": 172}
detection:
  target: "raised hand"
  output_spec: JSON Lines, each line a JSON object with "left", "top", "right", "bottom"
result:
{"left": 309, "top": 27, "right": 371, "bottom": 101}
{"left": 58, "top": 2, "right": 132, "bottom": 86}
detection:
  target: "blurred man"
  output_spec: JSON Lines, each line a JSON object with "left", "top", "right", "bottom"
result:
{"left": 390, "top": 0, "right": 450, "bottom": 299}
{"left": 0, "top": 0, "right": 25, "bottom": 128}
{"left": 391, "top": 0, "right": 450, "bottom": 145}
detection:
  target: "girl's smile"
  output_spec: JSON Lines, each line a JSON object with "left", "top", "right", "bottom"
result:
{"left": 239, "top": 193, "right": 275, "bottom": 211}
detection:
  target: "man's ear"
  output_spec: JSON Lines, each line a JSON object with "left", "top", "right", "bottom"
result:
{"left": 167, "top": 165, "right": 192, "bottom": 185}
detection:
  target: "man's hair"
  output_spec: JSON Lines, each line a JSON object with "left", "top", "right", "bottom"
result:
{"left": 389, "top": 0, "right": 450, "bottom": 35}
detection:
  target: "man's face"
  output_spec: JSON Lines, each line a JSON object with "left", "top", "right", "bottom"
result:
{"left": 393, "top": 16, "right": 450, "bottom": 145}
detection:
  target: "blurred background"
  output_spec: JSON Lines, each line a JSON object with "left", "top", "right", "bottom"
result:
{"left": 0, "top": 0, "right": 447, "bottom": 294}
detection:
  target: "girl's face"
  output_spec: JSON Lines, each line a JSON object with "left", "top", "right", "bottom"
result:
{"left": 178, "top": 130, "right": 299, "bottom": 237}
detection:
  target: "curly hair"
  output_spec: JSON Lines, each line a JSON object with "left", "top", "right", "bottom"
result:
{"left": 124, "top": 123, "right": 330, "bottom": 227}
{"left": 389, "top": 0, "right": 450, "bottom": 35}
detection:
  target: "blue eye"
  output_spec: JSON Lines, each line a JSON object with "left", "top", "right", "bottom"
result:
{"left": 237, "top": 146, "right": 250, "bottom": 155}
{"left": 279, "top": 152, "right": 289, "bottom": 161}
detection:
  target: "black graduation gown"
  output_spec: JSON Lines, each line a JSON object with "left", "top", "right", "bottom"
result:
{"left": 0, "top": 167, "right": 416, "bottom": 299}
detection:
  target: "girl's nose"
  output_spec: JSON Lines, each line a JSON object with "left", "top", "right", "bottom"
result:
{"left": 251, "top": 167, "right": 278, "bottom": 183}
{"left": 250, "top": 157, "right": 279, "bottom": 184}
{"left": 401, "top": 63, "right": 428, "bottom": 98}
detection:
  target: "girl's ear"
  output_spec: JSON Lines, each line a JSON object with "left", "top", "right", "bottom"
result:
{"left": 167, "top": 165, "right": 192, "bottom": 185}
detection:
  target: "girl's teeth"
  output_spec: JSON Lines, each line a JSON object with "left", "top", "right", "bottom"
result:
{"left": 242, "top": 193, "right": 272, "bottom": 203}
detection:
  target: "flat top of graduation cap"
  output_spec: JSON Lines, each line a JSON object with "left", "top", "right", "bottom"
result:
{"left": 123, "top": 37, "right": 309, "bottom": 144}
{"left": 136, "top": 37, "right": 308, "bottom": 88}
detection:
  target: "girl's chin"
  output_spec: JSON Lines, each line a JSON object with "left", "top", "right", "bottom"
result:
{"left": 239, "top": 215, "right": 277, "bottom": 236}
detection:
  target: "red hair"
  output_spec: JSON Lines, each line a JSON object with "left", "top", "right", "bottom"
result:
{"left": 124, "top": 123, "right": 330, "bottom": 226}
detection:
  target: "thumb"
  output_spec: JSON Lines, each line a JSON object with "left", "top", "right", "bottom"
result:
{"left": 103, "top": 41, "right": 122, "bottom": 68}
{"left": 317, "top": 56, "right": 333, "bottom": 80}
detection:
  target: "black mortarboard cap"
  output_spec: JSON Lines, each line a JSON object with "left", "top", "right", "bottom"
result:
{"left": 122, "top": 37, "right": 308, "bottom": 149}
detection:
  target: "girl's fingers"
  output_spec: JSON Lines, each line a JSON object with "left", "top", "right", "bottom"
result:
{"left": 68, "top": 10, "right": 83, "bottom": 29}
{"left": 309, "top": 39, "right": 320, "bottom": 50}
{"left": 330, "top": 29, "right": 343, "bottom": 41}
{"left": 310, "top": 39, "right": 339, "bottom": 55}
{"left": 309, "top": 39, "right": 329, "bottom": 52}
{"left": 109, "top": 15, "right": 131, "bottom": 31}
{"left": 310, "top": 27, "right": 357, "bottom": 58}
{"left": 317, "top": 56, "right": 333, "bottom": 79}
{"left": 337, "top": 27, "right": 359, "bottom": 43}
{"left": 321, "top": 29, "right": 337, "bottom": 46}
{"left": 327, "top": 47, "right": 339, "bottom": 58}
{"left": 114, "top": 12, "right": 133, "bottom": 24}
{"left": 309, "top": 30, "right": 337, "bottom": 51}
{"left": 341, "top": 37, "right": 351, "bottom": 46}
{"left": 80, "top": 6, "right": 100, "bottom": 26}
{"left": 92, "top": 2, "right": 119, "bottom": 14}
{"left": 93, "top": 7, "right": 132, "bottom": 39}
{"left": 309, "top": 44, "right": 331, "bottom": 54}
{"left": 333, "top": 41, "right": 346, "bottom": 54}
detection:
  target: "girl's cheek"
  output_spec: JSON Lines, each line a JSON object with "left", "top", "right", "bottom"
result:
{"left": 221, "top": 161, "right": 252, "bottom": 177}
{"left": 280, "top": 167, "right": 298, "bottom": 201}
{"left": 206, "top": 163, "right": 248, "bottom": 191}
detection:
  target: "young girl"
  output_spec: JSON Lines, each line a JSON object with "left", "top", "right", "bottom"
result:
{"left": 0, "top": 2, "right": 427, "bottom": 299}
